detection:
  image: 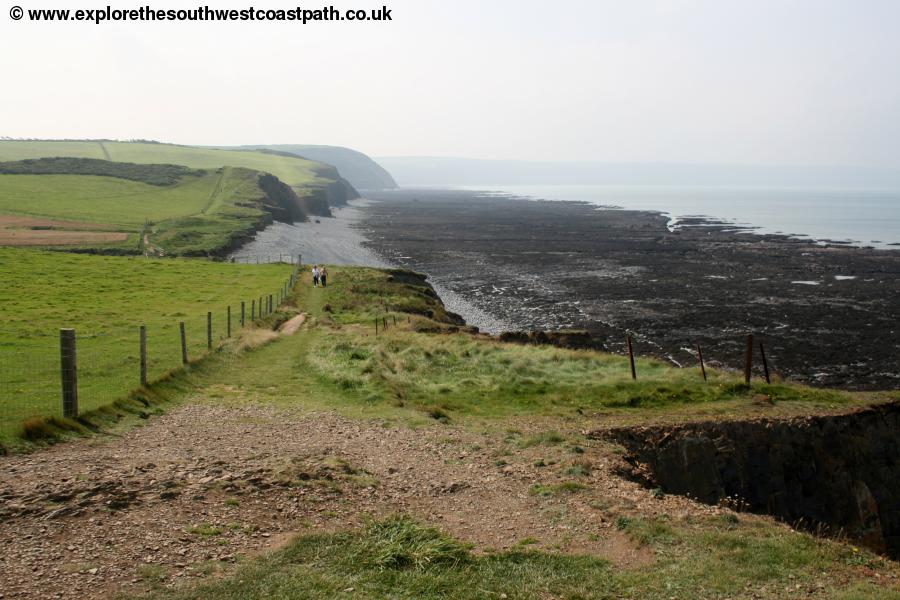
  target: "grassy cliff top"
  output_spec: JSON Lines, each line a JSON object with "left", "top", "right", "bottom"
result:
{"left": 2, "top": 264, "right": 896, "bottom": 599}
{"left": 0, "top": 140, "right": 327, "bottom": 189}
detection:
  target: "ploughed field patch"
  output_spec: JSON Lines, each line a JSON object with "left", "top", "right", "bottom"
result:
{"left": 0, "top": 214, "right": 127, "bottom": 246}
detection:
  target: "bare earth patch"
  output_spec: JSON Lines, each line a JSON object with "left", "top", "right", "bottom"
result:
{"left": 0, "top": 215, "right": 126, "bottom": 246}
{"left": 278, "top": 313, "right": 307, "bottom": 336}
{"left": 0, "top": 401, "right": 721, "bottom": 599}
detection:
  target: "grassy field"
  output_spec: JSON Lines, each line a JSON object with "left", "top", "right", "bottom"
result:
{"left": 0, "top": 140, "right": 324, "bottom": 190}
{"left": 113, "top": 266, "right": 896, "bottom": 600}
{"left": 0, "top": 173, "right": 218, "bottom": 225}
{"left": 0, "top": 162, "right": 286, "bottom": 255}
{"left": 0, "top": 141, "right": 345, "bottom": 255}
{"left": 0, "top": 247, "right": 293, "bottom": 444}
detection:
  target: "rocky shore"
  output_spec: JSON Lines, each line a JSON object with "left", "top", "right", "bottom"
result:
{"left": 359, "top": 189, "right": 900, "bottom": 390}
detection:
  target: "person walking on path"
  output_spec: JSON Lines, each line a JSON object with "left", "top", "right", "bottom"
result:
{"left": 312, "top": 265, "right": 319, "bottom": 287}
{"left": 320, "top": 266, "right": 328, "bottom": 287}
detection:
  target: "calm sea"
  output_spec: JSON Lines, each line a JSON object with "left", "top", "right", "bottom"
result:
{"left": 462, "top": 185, "right": 900, "bottom": 249}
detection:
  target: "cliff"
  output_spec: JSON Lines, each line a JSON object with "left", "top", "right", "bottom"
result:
{"left": 241, "top": 144, "right": 398, "bottom": 190}
{"left": 596, "top": 403, "right": 900, "bottom": 557}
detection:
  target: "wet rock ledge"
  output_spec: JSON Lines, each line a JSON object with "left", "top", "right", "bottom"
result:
{"left": 593, "top": 402, "right": 900, "bottom": 557}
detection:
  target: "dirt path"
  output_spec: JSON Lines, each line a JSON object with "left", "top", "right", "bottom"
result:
{"left": 97, "top": 141, "right": 112, "bottom": 161}
{"left": 0, "top": 396, "right": 713, "bottom": 599}
{"left": 278, "top": 313, "right": 306, "bottom": 336}
{"left": 0, "top": 277, "right": 728, "bottom": 599}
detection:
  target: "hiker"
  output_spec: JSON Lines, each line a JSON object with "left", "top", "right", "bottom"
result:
{"left": 320, "top": 266, "right": 328, "bottom": 287}
{"left": 312, "top": 265, "right": 319, "bottom": 287}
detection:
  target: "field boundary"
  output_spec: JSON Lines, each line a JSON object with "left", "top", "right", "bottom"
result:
{"left": 0, "top": 258, "right": 303, "bottom": 446}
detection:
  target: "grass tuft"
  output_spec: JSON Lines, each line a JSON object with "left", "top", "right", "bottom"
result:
{"left": 352, "top": 515, "right": 472, "bottom": 571}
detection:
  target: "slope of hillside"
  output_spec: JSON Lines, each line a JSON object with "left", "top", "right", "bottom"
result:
{"left": 0, "top": 158, "right": 310, "bottom": 255}
{"left": 0, "top": 140, "right": 355, "bottom": 217}
{"left": 0, "top": 266, "right": 896, "bottom": 600}
{"left": 241, "top": 144, "right": 398, "bottom": 190}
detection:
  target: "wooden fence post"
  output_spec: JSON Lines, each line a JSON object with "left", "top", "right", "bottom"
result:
{"left": 251, "top": 299, "right": 256, "bottom": 320}
{"left": 696, "top": 343, "right": 707, "bottom": 382}
{"left": 241, "top": 301, "right": 245, "bottom": 327}
{"left": 375, "top": 318, "right": 378, "bottom": 335}
{"left": 759, "top": 342, "right": 771, "bottom": 384}
{"left": 180, "top": 321, "right": 188, "bottom": 365}
{"left": 207, "top": 312, "right": 212, "bottom": 350}
{"left": 227, "top": 306, "right": 231, "bottom": 338}
{"left": 626, "top": 335, "right": 636, "bottom": 380}
{"left": 139, "top": 325, "right": 147, "bottom": 387}
{"left": 60, "top": 328, "right": 78, "bottom": 418}
{"left": 744, "top": 334, "right": 754, "bottom": 384}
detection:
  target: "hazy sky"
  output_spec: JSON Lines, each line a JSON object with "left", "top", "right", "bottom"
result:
{"left": 2, "top": 0, "right": 899, "bottom": 167}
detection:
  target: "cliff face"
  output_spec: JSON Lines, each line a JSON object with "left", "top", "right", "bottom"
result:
{"left": 312, "top": 164, "right": 361, "bottom": 207}
{"left": 595, "top": 403, "right": 900, "bottom": 557}
{"left": 241, "top": 144, "right": 398, "bottom": 190}
{"left": 256, "top": 173, "right": 309, "bottom": 223}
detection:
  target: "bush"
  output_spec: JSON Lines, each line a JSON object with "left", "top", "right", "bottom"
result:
{"left": 0, "top": 157, "right": 202, "bottom": 185}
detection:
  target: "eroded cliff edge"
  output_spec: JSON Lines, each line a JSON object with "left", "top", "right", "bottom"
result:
{"left": 594, "top": 402, "right": 900, "bottom": 557}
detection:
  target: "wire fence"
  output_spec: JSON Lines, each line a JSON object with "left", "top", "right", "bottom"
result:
{"left": 0, "top": 261, "right": 301, "bottom": 439}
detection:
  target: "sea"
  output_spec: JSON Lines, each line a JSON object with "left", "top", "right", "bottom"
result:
{"left": 462, "top": 185, "right": 900, "bottom": 249}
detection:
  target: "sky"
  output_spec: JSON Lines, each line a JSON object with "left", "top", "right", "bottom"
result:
{"left": 1, "top": 0, "right": 899, "bottom": 167}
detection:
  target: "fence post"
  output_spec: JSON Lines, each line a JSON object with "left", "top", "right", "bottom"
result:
{"left": 269, "top": 294, "right": 273, "bottom": 313}
{"left": 140, "top": 325, "right": 147, "bottom": 387}
{"left": 227, "top": 306, "right": 231, "bottom": 338}
{"left": 241, "top": 301, "right": 245, "bottom": 327}
{"left": 626, "top": 335, "right": 637, "bottom": 380}
{"left": 180, "top": 321, "right": 188, "bottom": 365}
{"left": 251, "top": 299, "right": 256, "bottom": 320}
{"left": 207, "top": 312, "right": 212, "bottom": 350}
{"left": 259, "top": 296, "right": 263, "bottom": 316}
{"left": 759, "top": 342, "right": 771, "bottom": 384}
{"left": 744, "top": 333, "right": 754, "bottom": 384}
{"left": 375, "top": 318, "right": 378, "bottom": 335}
{"left": 60, "top": 328, "right": 78, "bottom": 418}
{"left": 696, "top": 343, "right": 707, "bottom": 382}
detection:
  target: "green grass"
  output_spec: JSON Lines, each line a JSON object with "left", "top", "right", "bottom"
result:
{"left": 0, "top": 157, "right": 203, "bottom": 185}
{"left": 0, "top": 140, "right": 324, "bottom": 191}
{"left": 0, "top": 173, "right": 220, "bottom": 226}
{"left": 170, "top": 266, "right": 856, "bottom": 435}
{"left": 0, "top": 165, "right": 283, "bottom": 255}
{"left": 1, "top": 262, "right": 880, "bottom": 598}
{"left": 0, "top": 247, "right": 293, "bottom": 443}
{"left": 129, "top": 515, "right": 898, "bottom": 600}
{"left": 0, "top": 140, "right": 348, "bottom": 255}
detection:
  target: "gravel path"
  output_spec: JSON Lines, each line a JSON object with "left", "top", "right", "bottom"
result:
{"left": 0, "top": 394, "right": 725, "bottom": 599}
